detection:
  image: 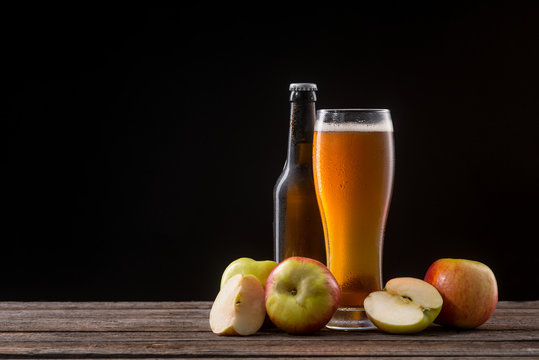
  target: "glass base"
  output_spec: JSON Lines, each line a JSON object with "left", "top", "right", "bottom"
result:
{"left": 326, "top": 307, "right": 376, "bottom": 330}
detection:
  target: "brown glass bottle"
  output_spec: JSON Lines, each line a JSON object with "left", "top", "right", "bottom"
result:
{"left": 273, "top": 83, "right": 326, "bottom": 264}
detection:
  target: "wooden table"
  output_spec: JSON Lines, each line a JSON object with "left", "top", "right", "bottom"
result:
{"left": 0, "top": 301, "right": 537, "bottom": 358}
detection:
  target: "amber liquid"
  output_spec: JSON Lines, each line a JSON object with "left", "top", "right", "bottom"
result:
{"left": 313, "top": 130, "right": 394, "bottom": 307}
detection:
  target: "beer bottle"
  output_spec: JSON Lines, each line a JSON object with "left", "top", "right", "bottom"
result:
{"left": 273, "top": 83, "right": 326, "bottom": 264}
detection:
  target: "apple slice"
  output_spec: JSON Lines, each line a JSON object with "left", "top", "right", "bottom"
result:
{"left": 364, "top": 277, "right": 443, "bottom": 334}
{"left": 209, "top": 273, "right": 266, "bottom": 336}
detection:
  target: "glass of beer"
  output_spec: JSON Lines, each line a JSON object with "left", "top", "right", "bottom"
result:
{"left": 313, "top": 109, "right": 395, "bottom": 330}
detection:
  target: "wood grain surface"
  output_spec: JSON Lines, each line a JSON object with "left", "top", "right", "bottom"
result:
{"left": 0, "top": 301, "right": 537, "bottom": 358}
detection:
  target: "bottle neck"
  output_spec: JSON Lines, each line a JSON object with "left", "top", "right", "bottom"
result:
{"left": 287, "top": 92, "right": 316, "bottom": 167}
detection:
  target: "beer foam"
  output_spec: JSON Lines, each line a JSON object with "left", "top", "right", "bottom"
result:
{"left": 315, "top": 120, "right": 393, "bottom": 132}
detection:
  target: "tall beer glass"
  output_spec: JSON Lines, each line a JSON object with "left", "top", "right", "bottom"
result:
{"left": 313, "top": 109, "right": 394, "bottom": 330}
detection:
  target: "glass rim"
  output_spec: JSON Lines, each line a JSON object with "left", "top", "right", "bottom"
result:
{"left": 317, "top": 108, "right": 390, "bottom": 114}
{"left": 315, "top": 108, "right": 393, "bottom": 131}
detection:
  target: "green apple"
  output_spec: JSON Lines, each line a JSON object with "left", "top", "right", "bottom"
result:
{"left": 364, "top": 277, "right": 443, "bottom": 334}
{"left": 264, "top": 256, "right": 341, "bottom": 334}
{"left": 209, "top": 273, "right": 266, "bottom": 336}
{"left": 220, "top": 257, "right": 278, "bottom": 289}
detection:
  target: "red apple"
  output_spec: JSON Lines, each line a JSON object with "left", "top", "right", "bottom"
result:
{"left": 424, "top": 258, "right": 498, "bottom": 328}
{"left": 265, "top": 257, "right": 341, "bottom": 334}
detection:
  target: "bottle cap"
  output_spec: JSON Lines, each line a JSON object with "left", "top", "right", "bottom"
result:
{"left": 289, "top": 83, "right": 317, "bottom": 91}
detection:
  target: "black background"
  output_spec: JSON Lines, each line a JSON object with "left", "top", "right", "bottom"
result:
{"left": 5, "top": 4, "right": 539, "bottom": 301}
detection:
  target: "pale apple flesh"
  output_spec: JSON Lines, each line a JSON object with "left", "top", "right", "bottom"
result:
{"left": 210, "top": 274, "right": 266, "bottom": 336}
{"left": 364, "top": 277, "right": 443, "bottom": 334}
{"left": 220, "top": 257, "right": 278, "bottom": 289}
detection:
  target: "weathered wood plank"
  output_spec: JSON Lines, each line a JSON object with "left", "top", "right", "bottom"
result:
{"left": 1, "top": 306, "right": 536, "bottom": 318}
{"left": 198, "top": 357, "right": 530, "bottom": 360}
{"left": 0, "top": 358, "right": 536, "bottom": 360}
{"left": 0, "top": 310, "right": 536, "bottom": 332}
{"left": 0, "top": 327, "right": 537, "bottom": 342}
{"left": 0, "top": 300, "right": 535, "bottom": 310}
{"left": 494, "top": 301, "right": 539, "bottom": 309}
{"left": 0, "top": 340, "right": 536, "bottom": 357}
{"left": 0, "top": 301, "right": 536, "bottom": 358}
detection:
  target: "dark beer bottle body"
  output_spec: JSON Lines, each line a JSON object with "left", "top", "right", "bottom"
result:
{"left": 273, "top": 83, "right": 326, "bottom": 264}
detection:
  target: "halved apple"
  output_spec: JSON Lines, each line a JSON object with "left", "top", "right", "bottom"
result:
{"left": 364, "top": 277, "right": 443, "bottom": 334}
{"left": 209, "top": 273, "right": 266, "bottom": 335}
